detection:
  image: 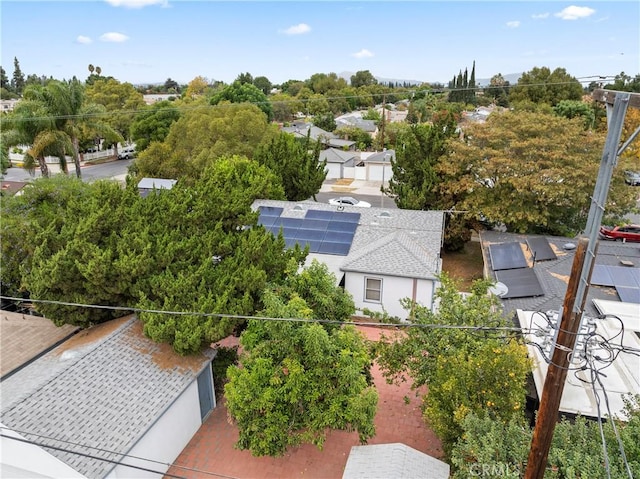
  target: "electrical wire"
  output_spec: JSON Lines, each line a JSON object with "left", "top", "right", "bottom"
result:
{"left": 0, "top": 426, "right": 239, "bottom": 479}
{"left": 0, "top": 432, "right": 187, "bottom": 479}
{"left": 0, "top": 295, "right": 538, "bottom": 333}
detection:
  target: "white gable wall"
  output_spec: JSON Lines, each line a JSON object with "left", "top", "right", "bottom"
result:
{"left": 324, "top": 163, "right": 342, "bottom": 179}
{"left": 345, "top": 272, "right": 436, "bottom": 319}
{"left": 106, "top": 379, "right": 204, "bottom": 479}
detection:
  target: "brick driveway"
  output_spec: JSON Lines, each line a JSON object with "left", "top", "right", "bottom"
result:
{"left": 167, "top": 325, "right": 443, "bottom": 479}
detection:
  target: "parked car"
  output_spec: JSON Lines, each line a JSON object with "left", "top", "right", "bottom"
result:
{"left": 83, "top": 146, "right": 99, "bottom": 154}
{"left": 624, "top": 170, "right": 640, "bottom": 186}
{"left": 599, "top": 224, "right": 640, "bottom": 242}
{"left": 328, "top": 196, "right": 371, "bottom": 208}
{"left": 118, "top": 146, "right": 135, "bottom": 160}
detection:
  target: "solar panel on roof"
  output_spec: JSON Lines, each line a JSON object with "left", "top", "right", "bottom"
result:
{"left": 490, "top": 242, "right": 528, "bottom": 271}
{"left": 301, "top": 219, "right": 329, "bottom": 231}
{"left": 258, "top": 206, "right": 283, "bottom": 217}
{"left": 327, "top": 221, "right": 358, "bottom": 233}
{"left": 276, "top": 217, "right": 303, "bottom": 228}
{"left": 608, "top": 266, "right": 640, "bottom": 288}
{"left": 615, "top": 286, "right": 640, "bottom": 304}
{"left": 331, "top": 211, "right": 361, "bottom": 223}
{"left": 296, "top": 229, "right": 326, "bottom": 241}
{"left": 305, "top": 210, "right": 334, "bottom": 220}
{"left": 323, "top": 230, "right": 354, "bottom": 243}
{"left": 318, "top": 242, "right": 352, "bottom": 255}
{"left": 590, "top": 264, "right": 615, "bottom": 287}
{"left": 495, "top": 268, "right": 544, "bottom": 299}
{"left": 258, "top": 215, "right": 277, "bottom": 227}
{"left": 526, "top": 237, "right": 557, "bottom": 262}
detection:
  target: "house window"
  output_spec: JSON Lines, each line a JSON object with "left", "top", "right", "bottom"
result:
{"left": 365, "top": 277, "right": 382, "bottom": 302}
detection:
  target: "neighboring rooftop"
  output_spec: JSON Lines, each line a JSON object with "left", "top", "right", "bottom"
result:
{"left": 342, "top": 443, "right": 450, "bottom": 479}
{"left": 1, "top": 315, "right": 214, "bottom": 478}
{"left": 480, "top": 230, "right": 640, "bottom": 317}
{"left": 0, "top": 311, "right": 79, "bottom": 379}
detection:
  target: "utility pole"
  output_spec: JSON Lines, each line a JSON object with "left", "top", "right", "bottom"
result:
{"left": 524, "top": 89, "right": 638, "bottom": 478}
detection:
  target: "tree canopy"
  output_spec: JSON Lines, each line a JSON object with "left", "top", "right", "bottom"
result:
{"left": 225, "top": 260, "right": 377, "bottom": 456}
{"left": 129, "top": 100, "right": 181, "bottom": 152}
{"left": 210, "top": 81, "right": 273, "bottom": 120}
{"left": 509, "top": 66, "right": 583, "bottom": 107}
{"left": 438, "top": 110, "right": 635, "bottom": 235}
{"left": 254, "top": 131, "right": 326, "bottom": 201}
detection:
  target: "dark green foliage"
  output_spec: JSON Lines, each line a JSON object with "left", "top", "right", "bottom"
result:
{"left": 212, "top": 346, "right": 239, "bottom": 400}
{"left": 604, "top": 72, "right": 640, "bottom": 93}
{"left": 312, "top": 112, "right": 336, "bottom": 132}
{"left": 254, "top": 131, "right": 327, "bottom": 201}
{"left": 129, "top": 100, "right": 180, "bottom": 152}
{"left": 210, "top": 81, "right": 273, "bottom": 121}
{"left": 451, "top": 395, "right": 640, "bottom": 478}
{"left": 553, "top": 99, "right": 596, "bottom": 129}
{"left": 225, "top": 261, "right": 377, "bottom": 456}
{"left": 509, "top": 66, "right": 583, "bottom": 107}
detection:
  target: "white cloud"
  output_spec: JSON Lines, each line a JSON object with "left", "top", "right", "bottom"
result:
{"left": 554, "top": 6, "right": 595, "bottom": 20}
{"left": 532, "top": 13, "right": 549, "bottom": 19}
{"left": 506, "top": 21, "right": 520, "bottom": 28}
{"left": 279, "top": 23, "right": 311, "bottom": 35}
{"left": 100, "top": 32, "right": 130, "bottom": 43}
{"left": 352, "top": 49, "right": 373, "bottom": 59}
{"left": 76, "top": 35, "right": 92, "bottom": 44}
{"left": 105, "top": 0, "right": 167, "bottom": 8}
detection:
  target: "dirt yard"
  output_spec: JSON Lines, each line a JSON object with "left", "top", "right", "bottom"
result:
{"left": 441, "top": 239, "right": 485, "bottom": 291}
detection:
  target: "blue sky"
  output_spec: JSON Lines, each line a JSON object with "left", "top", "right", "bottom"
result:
{"left": 1, "top": 1, "right": 638, "bottom": 86}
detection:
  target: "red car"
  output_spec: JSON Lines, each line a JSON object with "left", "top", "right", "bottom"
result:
{"left": 599, "top": 224, "right": 640, "bottom": 242}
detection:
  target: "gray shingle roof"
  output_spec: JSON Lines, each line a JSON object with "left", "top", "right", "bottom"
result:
{"left": 1, "top": 316, "right": 214, "bottom": 479}
{"left": 480, "top": 230, "right": 640, "bottom": 317}
{"left": 319, "top": 148, "right": 357, "bottom": 164}
{"left": 341, "top": 231, "right": 440, "bottom": 279}
{"left": 252, "top": 200, "right": 444, "bottom": 279}
{"left": 342, "top": 443, "right": 450, "bottom": 479}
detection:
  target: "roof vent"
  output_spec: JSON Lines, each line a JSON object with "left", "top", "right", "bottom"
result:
{"left": 293, "top": 205, "right": 305, "bottom": 212}
{"left": 378, "top": 211, "right": 392, "bottom": 218}
{"left": 563, "top": 243, "right": 576, "bottom": 250}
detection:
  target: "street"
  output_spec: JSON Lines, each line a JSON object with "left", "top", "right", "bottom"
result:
{"left": 2, "top": 158, "right": 134, "bottom": 183}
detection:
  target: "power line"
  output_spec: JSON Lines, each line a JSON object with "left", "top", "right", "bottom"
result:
{"left": 0, "top": 295, "right": 537, "bottom": 333}
{"left": 0, "top": 432, "right": 187, "bottom": 479}
{"left": 0, "top": 426, "right": 239, "bottom": 479}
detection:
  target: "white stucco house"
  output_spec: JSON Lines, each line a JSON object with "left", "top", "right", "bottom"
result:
{"left": 0, "top": 315, "right": 216, "bottom": 478}
{"left": 252, "top": 200, "right": 444, "bottom": 319}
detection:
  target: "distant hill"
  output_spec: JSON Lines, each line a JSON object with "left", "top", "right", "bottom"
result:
{"left": 338, "top": 71, "right": 425, "bottom": 86}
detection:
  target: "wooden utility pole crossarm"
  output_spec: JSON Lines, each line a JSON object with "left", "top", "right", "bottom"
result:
{"left": 524, "top": 237, "right": 589, "bottom": 479}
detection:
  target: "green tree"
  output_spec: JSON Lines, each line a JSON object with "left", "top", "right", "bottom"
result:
{"left": 270, "top": 92, "right": 302, "bottom": 123}
{"left": 185, "top": 76, "right": 209, "bottom": 99}
{"left": 312, "top": 112, "right": 336, "bottom": 132}
{"left": 386, "top": 112, "right": 457, "bottom": 210}
{"left": 375, "top": 275, "right": 531, "bottom": 455}
{"left": 85, "top": 78, "right": 145, "bottom": 152}
{"left": 0, "top": 66, "right": 10, "bottom": 91}
{"left": 129, "top": 100, "right": 181, "bottom": 152}
{"left": 11, "top": 57, "right": 25, "bottom": 95}
{"left": 553, "top": 99, "right": 596, "bottom": 129}
{"left": 225, "top": 260, "right": 377, "bottom": 456}
{"left": 235, "top": 72, "right": 253, "bottom": 85}
{"left": 509, "top": 66, "right": 583, "bottom": 107}
{"left": 135, "top": 101, "right": 277, "bottom": 180}
{"left": 253, "top": 75, "right": 272, "bottom": 95}
{"left": 137, "top": 156, "right": 300, "bottom": 353}
{"left": 254, "top": 131, "right": 326, "bottom": 201}
{"left": 451, "top": 395, "right": 640, "bottom": 478}
{"left": 210, "top": 81, "right": 273, "bottom": 120}
{"left": 605, "top": 72, "right": 640, "bottom": 93}
{"left": 438, "top": 110, "right": 635, "bottom": 235}
{"left": 164, "top": 77, "right": 180, "bottom": 93}
{"left": 350, "top": 70, "right": 377, "bottom": 88}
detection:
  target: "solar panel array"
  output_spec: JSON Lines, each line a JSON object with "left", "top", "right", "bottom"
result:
{"left": 526, "top": 237, "right": 557, "bottom": 262}
{"left": 489, "top": 241, "right": 545, "bottom": 299}
{"left": 590, "top": 264, "right": 640, "bottom": 304}
{"left": 489, "top": 242, "right": 528, "bottom": 270}
{"left": 258, "top": 206, "right": 361, "bottom": 256}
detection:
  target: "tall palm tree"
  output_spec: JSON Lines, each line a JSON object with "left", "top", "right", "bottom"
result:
{"left": 21, "top": 79, "right": 120, "bottom": 178}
